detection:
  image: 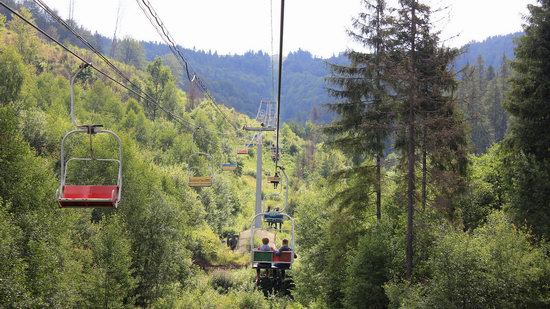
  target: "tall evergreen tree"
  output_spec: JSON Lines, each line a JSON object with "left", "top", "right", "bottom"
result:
{"left": 325, "top": 0, "right": 395, "bottom": 222}
{"left": 392, "top": 0, "right": 467, "bottom": 279}
{"left": 505, "top": 1, "right": 550, "bottom": 160}
{"left": 504, "top": 0, "right": 550, "bottom": 239}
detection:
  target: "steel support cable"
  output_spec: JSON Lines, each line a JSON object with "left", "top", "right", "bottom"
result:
{"left": 270, "top": 0, "right": 275, "bottom": 103}
{"left": 136, "top": 0, "right": 240, "bottom": 132}
{"left": 135, "top": 0, "right": 191, "bottom": 80}
{"left": 2, "top": 0, "right": 196, "bottom": 130}
{"left": 34, "top": 1, "right": 148, "bottom": 102}
{"left": 275, "top": 0, "right": 285, "bottom": 170}
{"left": 138, "top": 0, "right": 237, "bottom": 131}
{"left": 31, "top": 0, "right": 197, "bottom": 130}
{"left": 145, "top": 0, "right": 236, "bottom": 131}
{"left": 32, "top": 0, "right": 197, "bottom": 130}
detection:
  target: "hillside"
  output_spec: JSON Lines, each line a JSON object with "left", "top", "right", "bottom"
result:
{"left": 0, "top": 7, "right": 313, "bottom": 306}
{"left": 454, "top": 32, "right": 522, "bottom": 69}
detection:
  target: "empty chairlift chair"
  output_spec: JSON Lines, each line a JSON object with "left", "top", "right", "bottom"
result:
{"left": 222, "top": 163, "right": 238, "bottom": 171}
{"left": 57, "top": 63, "right": 122, "bottom": 208}
{"left": 188, "top": 152, "right": 213, "bottom": 187}
{"left": 57, "top": 125, "right": 123, "bottom": 208}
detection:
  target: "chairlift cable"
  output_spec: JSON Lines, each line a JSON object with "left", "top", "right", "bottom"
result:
{"left": 20, "top": 0, "right": 198, "bottom": 130}
{"left": 136, "top": 0, "right": 240, "bottom": 132}
{"left": 275, "top": 0, "right": 285, "bottom": 170}
{"left": 270, "top": 0, "right": 275, "bottom": 103}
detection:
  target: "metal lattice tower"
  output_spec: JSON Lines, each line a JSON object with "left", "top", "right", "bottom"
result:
{"left": 245, "top": 100, "right": 277, "bottom": 132}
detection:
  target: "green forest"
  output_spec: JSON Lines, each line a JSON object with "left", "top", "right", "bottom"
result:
{"left": 1, "top": 0, "right": 549, "bottom": 308}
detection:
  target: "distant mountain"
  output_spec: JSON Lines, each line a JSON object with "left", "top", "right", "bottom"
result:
{"left": 141, "top": 43, "right": 343, "bottom": 123}
{"left": 9, "top": 1, "right": 522, "bottom": 123}
{"left": 454, "top": 32, "right": 522, "bottom": 69}
{"left": 143, "top": 34, "right": 522, "bottom": 124}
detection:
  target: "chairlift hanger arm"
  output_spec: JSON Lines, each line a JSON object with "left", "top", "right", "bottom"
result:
{"left": 70, "top": 63, "right": 91, "bottom": 127}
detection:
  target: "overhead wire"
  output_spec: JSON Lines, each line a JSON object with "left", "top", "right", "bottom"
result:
{"left": 275, "top": 0, "right": 285, "bottom": 170}
{"left": 134, "top": 0, "right": 191, "bottom": 81}
{"left": 270, "top": 0, "right": 275, "bottom": 103}
{"left": 20, "top": 0, "right": 198, "bottom": 130}
{"left": 135, "top": 0, "right": 240, "bottom": 132}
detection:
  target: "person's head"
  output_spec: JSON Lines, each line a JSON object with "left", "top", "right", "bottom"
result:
{"left": 267, "top": 206, "right": 271, "bottom": 211}
{"left": 282, "top": 238, "right": 289, "bottom": 246}
{"left": 262, "top": 237, "right": 269, "bottom": 245}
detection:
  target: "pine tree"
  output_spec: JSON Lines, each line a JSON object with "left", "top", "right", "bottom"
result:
{"left": 457, "top": 62, "right": 491, "bottom": 153}
{"left": 392, "top": 0, "right": 467, "bottom": 279}
{"left": 494, "top": 55, "right": 510, "bottom": 141}
{"left": 505, "top": 0, "right": 550, "bottom": 160}
{"left": 504, "top": 0, "right": 550, "bottom": 239}
{"left": 325, "top": 0, "right": 395, "bottom": 222}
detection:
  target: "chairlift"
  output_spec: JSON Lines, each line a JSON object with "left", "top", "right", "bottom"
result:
{"left": 264, "top": 207, "right": 284, "bottom": 229}
{"left": 56, "top": 63, "right": 122, "bottom": 208}
{"left": 250, "top": 212, "right": 296, "bottom": 295}
{"left": 270, "top": 146, "right": 282, "bottom": 162}
{"left": 267, "top": 172, "right": 281, "bottom": 189}
{"left": 222, "top": 163, "right": 238, "bottom": 171}
{"left": 237, "top": 133, "right": 258, "bottom": 155}
{"left": 188, "top": 152, "right": 213, "bottom": 187}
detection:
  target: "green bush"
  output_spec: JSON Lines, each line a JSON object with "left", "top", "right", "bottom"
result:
{"left": 209, "top": 270, "right": 234, "bottom": 294}
{"left": 386, "top": 211, "right": 550, "bottom": 308}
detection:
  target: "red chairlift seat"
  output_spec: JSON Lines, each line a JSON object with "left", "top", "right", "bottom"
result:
{"left": 56, "top": 125, "right": 123, "bottom": 209}
{"left": 58, "top": 185, "right": 119, "bottom": 208}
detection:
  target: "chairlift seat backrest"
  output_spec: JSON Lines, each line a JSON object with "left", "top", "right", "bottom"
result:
{"left": 273, "top": 251, "right": 292, "bottom": 263}
{"left": 222, "top": 163, "right": 237, "bottom": 171}
{"left": 189, "top": 176, "right": 213, "bottom": 187}
{"left": 253, "top": 250, "right": 274, "bottom": 263}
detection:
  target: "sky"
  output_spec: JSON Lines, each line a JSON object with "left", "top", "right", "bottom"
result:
{"left": 43, "top": 0, "right": 536, "bottom": 58}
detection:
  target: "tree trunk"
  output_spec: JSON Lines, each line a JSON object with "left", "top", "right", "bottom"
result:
{"left": 406, "top": 101, "right": 415, "bottom": 281}
{"left": 376, "top": 153, "right": 382, "bottom": 223}
{"left": 375, "top": 1, "right": 382, "bottom": 224}
{"left": 406, "top": 0, "right": 417, "bottom": 282}
{"left": 422, "top": 127, "right": 427, "bottom": 209}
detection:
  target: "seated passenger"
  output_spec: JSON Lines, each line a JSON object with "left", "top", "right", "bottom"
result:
{"left": 274, "top": 207, "right": 283, "bottom": 230}
{"left": 256, "top": 237, "right": 275, "bottom": 283}
{"left": 264, "top": 206, "right": 274, "bottom": 228}
{"left": 258, "top": 237, "right": 275, "bottom": 251}
{"left": 275, "top": 238, "right": 297, "bottom": 258}
{"left": 275, "top": 238, "right": 296, "bottom": 279}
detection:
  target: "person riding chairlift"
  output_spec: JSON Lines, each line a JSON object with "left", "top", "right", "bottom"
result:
{"left": 275, "top": 238, "right": 297, "bottom": 279}
{"left": 264, "top": 206, "right": 274, "bottom": 228}
{"left": 274, "top": 207, "right": 282, "bottom": 230}
{"left": 256, "top": 237, "right": 275, "bottom": 283}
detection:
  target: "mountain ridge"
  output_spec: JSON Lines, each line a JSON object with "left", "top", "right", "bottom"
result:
{"left": 3, "top": 0, "right": 521, "bottom": 123}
